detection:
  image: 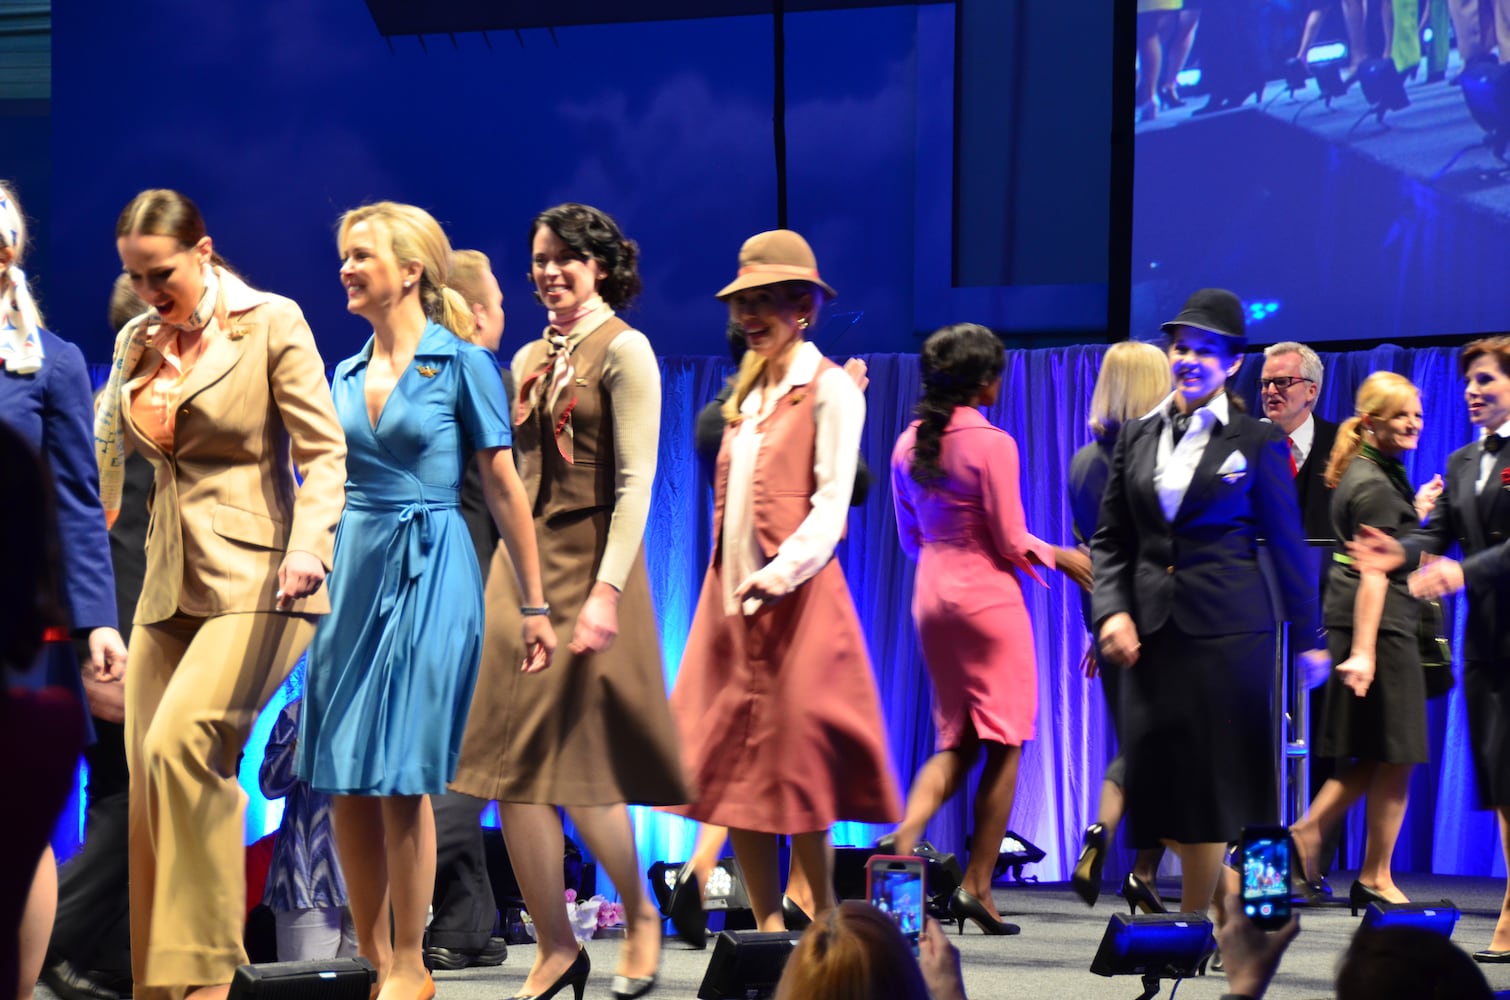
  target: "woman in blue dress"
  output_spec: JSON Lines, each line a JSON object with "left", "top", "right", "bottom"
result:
{"left": 298, "top": 201, "right": 554, "bottom": 1000}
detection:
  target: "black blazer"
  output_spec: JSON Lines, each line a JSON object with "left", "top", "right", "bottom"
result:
{"left": 1404, "top": 438, "right": 1510, "bottom": 663}
{"left": 1296, "top": 415, "right": 1339, "bottom": 541}
{"left": 1091, "top": 404, "right": 1320, "bottom": 642}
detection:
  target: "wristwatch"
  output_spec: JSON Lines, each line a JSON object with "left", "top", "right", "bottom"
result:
{"left": 520, "top": 604, "right": 551, "bottom": 617}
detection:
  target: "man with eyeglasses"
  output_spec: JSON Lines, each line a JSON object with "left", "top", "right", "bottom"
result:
{"left": 1260, "top": 342, "right": 1336, "bottom": 540}
{"left": 1260, "top": 342, "right": 1341, "bottom": 902}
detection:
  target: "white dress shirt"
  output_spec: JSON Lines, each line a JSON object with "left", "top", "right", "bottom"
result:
{"left": 1477, "top": 422, "right": 1510, "bottom": 495}
{"left": 1152, "top": 390, "right": 1231, "bottom": 522}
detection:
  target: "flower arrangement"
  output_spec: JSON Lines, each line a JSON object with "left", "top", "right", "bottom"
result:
{"left": 520, "top": 889, "right": 627, "bottom": 943}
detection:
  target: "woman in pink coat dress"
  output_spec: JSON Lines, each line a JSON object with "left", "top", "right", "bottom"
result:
{"left": 889, "top": 323, "right": 1090, "bottom": 935}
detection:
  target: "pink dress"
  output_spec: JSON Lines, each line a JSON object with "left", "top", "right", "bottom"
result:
{"left": 890, "top": 407, "right": 1055, "bottom": 749}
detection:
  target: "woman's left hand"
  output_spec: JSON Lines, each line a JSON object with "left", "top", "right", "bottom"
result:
{"left": 570, "top": 582, "right": 621, "bottom": 655}
{"left": 734, "top": 566, "right": 792, "bottom": 608}
{"left": 1056, "top": 545, "right": 1093, "bottom": 592}
{"left": 1414, "top": 474, "right": 1443, "bottom": 522}
{"left": 1336, "top": 652, "right": 1375, "bottom": 697}
{"left": 520, "top": 616, "right": 557, "bottom": 673}
{"left": 87, "top": 626, "right": 129, "bottom": 681}
{"left": 276, "top": 550, "right": 327, "bottom": 610}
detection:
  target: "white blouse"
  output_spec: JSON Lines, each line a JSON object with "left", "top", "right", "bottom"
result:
{"left": 721, "top": 341, "right": 864, "bottom": 615}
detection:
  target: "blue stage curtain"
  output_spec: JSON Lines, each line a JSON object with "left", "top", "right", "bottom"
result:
{"left": 76, "top": 345, "right": 1498, "bottom": 883}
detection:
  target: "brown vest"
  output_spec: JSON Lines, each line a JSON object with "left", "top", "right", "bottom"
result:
{"left": 515, "top": 316, "right": 629, "bottom": 522}
{"left": 712, "top": 357, "right": 846, "bottom": 563}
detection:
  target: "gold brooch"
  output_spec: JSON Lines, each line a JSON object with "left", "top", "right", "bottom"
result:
{"left": 226, "top": 326, "right": 247, "bottom": 342}
{"left": 417, "top": 364, "right": 439, "bottom": 378}
{"left": 574, "top": 377, "right": 588, "bottom": 386}
{"left": 790, "top": 392, "right": 806, "bottom": 405}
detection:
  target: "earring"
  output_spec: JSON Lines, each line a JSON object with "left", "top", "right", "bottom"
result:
{"left": 797, "top": 316, "right": 810, "bottom": 330}
{"left": 403, "top": 281, "right": 412, "bottom": 289}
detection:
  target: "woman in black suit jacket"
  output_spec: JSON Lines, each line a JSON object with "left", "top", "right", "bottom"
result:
{"left": 1091, "top": 288, "right": 1327, "bottom": 917}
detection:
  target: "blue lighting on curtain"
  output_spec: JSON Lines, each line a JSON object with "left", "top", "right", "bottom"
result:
{"left": 65, "top": 344, "right": 1495, "bottom": 891}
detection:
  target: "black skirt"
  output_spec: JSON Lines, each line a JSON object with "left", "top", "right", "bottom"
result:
{"left": 1317, "top": 627, "right": 1428, "bottom": 764}
{"left": 1121, "top": 626, "right": 1278, "bottom": 848}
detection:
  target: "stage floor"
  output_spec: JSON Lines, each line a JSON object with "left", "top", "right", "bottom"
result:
{"left": 47, "top": 871, "right": 1502, "bottom": 1000}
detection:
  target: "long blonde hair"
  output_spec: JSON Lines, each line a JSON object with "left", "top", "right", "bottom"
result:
{"left": 1324, "top": 371, "right": 1420, "bottom": 487}
{"left": 1088, "top": 341, "right": 1169, "bottom": 444}
{"left": 720, "top": 281, "right": 823, "bottom": 423}
{"left": 337, "top": 202, "right": 477, "bottom": 344}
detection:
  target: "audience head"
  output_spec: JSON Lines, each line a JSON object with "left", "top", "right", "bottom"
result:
{"left": 773, "top": 901, "right": 931, "bottom": 1000}
{"left": 1260, "top": 341, "right": 1323, "bottom": 434}
{"left": 1335, "top": 927, "right": 1491, "bottom": 1000}
{"left": 1088, "top": 340, "right": 1170, "bottom": 445}
{"left": 1461, "top": 335, "right": 1510, "bottom": 434}
{"left": 1160, "top": 288, "right": 1246, "bottom": 410}
{"left": 0, "top": 179, "right": 29, "bottom": 264}
{"left": 0, "top": 423, "right": 62, "bottom": 672}
{"left": 449, "top": 249, "right": 505, "bottom": 352}
{"left": 528, "top": 203, "right": 641, "bottom": 313}
{"left": 337, "top": 201, "right": 476, "bottom": 343}
{"left": 716, "top": 229, "right": 832, "bottom": 421}
{"left": 115, "top": 189, "right": 237, "bottom": 327}
{"left": 908, "top": 323, "right": 1005, "bottom": 487}
{"left": 1325, "top": 370, "right": 1421, "bottom": 487}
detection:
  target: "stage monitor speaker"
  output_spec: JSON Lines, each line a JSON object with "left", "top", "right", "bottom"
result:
{"left": 228, "top": 958, "right": 375, "bottom": 1000}
{"left": 696, "top": 929, "right": 803, "bottom": 1000}
{"left": 1359, "top": 899, "right": 1460, "bottom": 937}
{"left": 1089, "top": 912, "right": 1213, "bottom": 980}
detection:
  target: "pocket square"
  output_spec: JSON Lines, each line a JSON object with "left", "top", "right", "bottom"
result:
{"left": 1217, "top": 451, "right": 1247, "bottom": 482}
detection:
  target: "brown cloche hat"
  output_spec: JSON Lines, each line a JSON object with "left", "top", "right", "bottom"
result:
{"left": 715, "top": 229, "right": 837, "bottom": 301}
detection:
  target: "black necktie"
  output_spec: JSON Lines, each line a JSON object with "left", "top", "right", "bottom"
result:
{"left": 1486, "top": 435, "right": 1503, "bottom": 455}
{"left": 1170, "top": 412, "right": 1191, "bottom": 446}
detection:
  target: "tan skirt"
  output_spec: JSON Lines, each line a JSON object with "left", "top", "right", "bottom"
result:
{"left": 451, "top": 507, "right": 689, "bottom": 806}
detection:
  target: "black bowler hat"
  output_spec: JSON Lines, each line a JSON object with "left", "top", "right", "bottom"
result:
{"left": 1160, "top": 288, "right": 1246, "bottom": 344}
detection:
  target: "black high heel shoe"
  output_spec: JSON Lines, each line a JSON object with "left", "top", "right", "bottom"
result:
{"left": 1349, "top": 879, "right": 1399, "bottom": 917}
{"left": 667, "top": 863, "right": 706, "bottom": 949}
{"left": 1157, "top": 84, "right": 1186, "bottom": 109}
{"left": 1122, "top": 873, "right": 1166, "bottom": 915}
{"left": 782, "top": 896, "right": 813, "bottom": 931}
{"left": 1071, "top": 823, "right": 1106, "bottom": 906}
{"left": 508, "top": 947, "right": 590, "bottom": 1000}
{"left": 947, "top": 887, "right": 1020, "bottom": 935}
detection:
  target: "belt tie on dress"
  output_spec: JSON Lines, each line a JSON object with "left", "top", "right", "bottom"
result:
{"left": 346, "top": 485, "right": 459, "bottom": 618}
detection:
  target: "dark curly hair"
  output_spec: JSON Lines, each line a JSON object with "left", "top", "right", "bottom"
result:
{"left": 528, "top": 203, "right": 642, "bottom": 311}
{"left": 911, "top": 323, "right": 1005, "bottom": 487}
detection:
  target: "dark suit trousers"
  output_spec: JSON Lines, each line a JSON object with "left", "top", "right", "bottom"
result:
{"left": 50, "top": 719, "right": 132, "bottom": 975}
{"left": 427, "top": 791, "right": 496, "bottom": 950}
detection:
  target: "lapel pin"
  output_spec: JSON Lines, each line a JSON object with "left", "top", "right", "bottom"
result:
{"left": 417, "top": 364, "right": 439, "bottom": 378}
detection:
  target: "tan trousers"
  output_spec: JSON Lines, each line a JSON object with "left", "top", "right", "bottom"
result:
{"left": 1450, "top": 0, "right": 1510, "bottom": 63}
{"left": 126, "top": 612, "right": 317, "bottom": 1000}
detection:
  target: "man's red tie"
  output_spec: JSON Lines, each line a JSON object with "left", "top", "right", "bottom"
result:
{"left": 1287, "top": 436, "right": 1299, "bottom": 478}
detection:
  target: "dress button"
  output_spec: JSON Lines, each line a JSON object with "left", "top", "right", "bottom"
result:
{"left": 1166, "top": 565, "right": 1175, "bottom": 574}
{"left": 179, "top": 407, "right": 189, "bottom": 416}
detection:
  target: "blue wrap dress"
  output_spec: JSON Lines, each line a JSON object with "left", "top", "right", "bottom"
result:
{"left": 299, "top": 322, "right": 511, "bottom": 795}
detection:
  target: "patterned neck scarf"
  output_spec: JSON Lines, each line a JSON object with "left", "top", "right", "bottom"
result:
{"left": 0, "top": 192, "right": 44, "bottom": 375}
{"left": 516, "top": 296, "right": 612, "bottom": 465}
{"left": 95, "top": 265, "right": 231, "bottom": 526}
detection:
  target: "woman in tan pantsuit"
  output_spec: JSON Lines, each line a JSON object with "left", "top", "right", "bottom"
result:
{"left": 95, "top": 189, "right": 346, "bottom": 1000}
{"left": 451, "top": 203, "right": 686, "bottom": 1000}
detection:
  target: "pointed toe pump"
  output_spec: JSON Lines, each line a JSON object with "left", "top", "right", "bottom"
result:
{"left": 948, "top": 887, "right": 1020, "bottom": 936}
{"left": 1072, "top": 823, "right": 1107, "bottom": 906}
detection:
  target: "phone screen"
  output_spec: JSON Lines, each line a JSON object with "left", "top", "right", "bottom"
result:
{"left": 1240, "top": 826, "right": 1292, "bottom": 931}
{"left": 867, "top": 856, "right": 926, "bottom": 954}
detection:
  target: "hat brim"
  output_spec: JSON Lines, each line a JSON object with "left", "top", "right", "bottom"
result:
{"left": 1159, "top": 318, "right": 1245, "bottom": 340}
{"left": 715, "top": 271, "right": 838, "bottom": 301}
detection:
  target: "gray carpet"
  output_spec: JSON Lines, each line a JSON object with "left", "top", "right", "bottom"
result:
{"left": 39, "top": 873, "right": 1510, "bottom": 1000}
